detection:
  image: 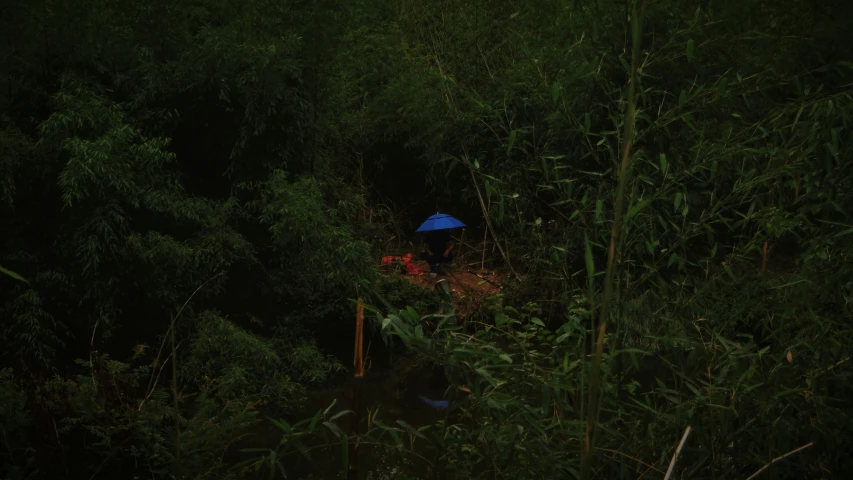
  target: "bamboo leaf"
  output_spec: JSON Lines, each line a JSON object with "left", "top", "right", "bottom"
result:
{"left": 0, "top": 265, "right": 28, "bottom": 283}
{"left": 507, "top": 130, "right": 517, "bottom": 155}
{"left": 584, "top": 233, "right": 595, "bottom": 306}
{"left": 267, "top": 417, "right": 292, "bottom": 434}
{"left": 826, "top": 142, "right": 839, "bottom": 161}
{"left": 397, "top": 420, "right": 429, "bottom": 440}
{"left": 323, "top": 421, "right": 346, "bottom": 439}
{"left": 329, "top": 410, "right": 352, "bottom": 422}
{"left": 323, "top": 399, "right": 338, "bottom": 416}
{"left": 627, "top": 199, "right": 651, "bottom": 219}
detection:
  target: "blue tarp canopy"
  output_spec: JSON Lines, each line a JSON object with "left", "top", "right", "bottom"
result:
{"left": 415, "top": 213, "right": 466, "bottom": 233}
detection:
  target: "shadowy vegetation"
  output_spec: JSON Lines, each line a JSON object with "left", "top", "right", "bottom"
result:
{"left": 2, "top": 0, "right": 851, "bottom": 479}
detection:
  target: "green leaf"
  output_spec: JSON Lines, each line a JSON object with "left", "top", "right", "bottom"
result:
{"left": 293, "top": 440, "right": 312, "bottom": 461}
{"left": 397, "top": 420, "right": 429, "bottom": 440}
{"left": 329, "top": 410, "right": 352, "bottom": 422}
{"left": 584, "top": 234, "right": 595, "bottom": 293}
{"left": 659, "top": 153, "right": 667, "bottom": 172}
{"left": 476, "top": 367, "right": 500, "bottom": 387}
{"left": 323, "top": 399, "right": 338, "bottom": 416}
{"left": 308, "top": 411, "right": 321, "bottom": 432}
{"left": 627, "top": 199, "right": 650, "bottom": 219}
{"left": 268, "top": 417, "right": 292, "bottom": 434}
{"left": 499, "top": 354, "right": 513, "bottom": 363}
{"left": 723, "top": 263, "right": 737, "bottom": 281}
{"left": 324, "top": 421, "right": 346, "bottom": 439}
{"left": 551, "top": 82, "right": 560, "bottom": 103}
{"left": 826, "top": 142, "right": 839, "bottom": 161}
{"left": 507, "top": 130, "right": 517, "bottom": 155}
{"left": 686, "top": 39, "right": 695, "bottom": 60}
{"left": 674, "top": 192, "right": 682, "bottom": 212}
{"left": 446, "top": 158, "right": 459, "bottom": 176}
{"left": 340, "top": 433, "right": 349, "bottom": 473}
{"left": 0, "top": 265, "right": 28, "bottom": 283}
{"left": 667, "top": 253, "right": 678, "bottom": 268}
{"left": 531, "top": 318, "right": 546, "bottom": 327}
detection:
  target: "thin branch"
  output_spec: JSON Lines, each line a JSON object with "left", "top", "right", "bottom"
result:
{"left": 744, "top": 442, "right": 814, "bottom": 480}
{"left": 596, "top": 447, "right": 664, "bottom": 475}
{"left": 663, "top": 426, "right": 692, "bottom": 480}
{"left": 466, "top": 162, "right": 520, "bottom": 280}
{"left": 89, "top": 317, "right": 100, "bottom": 395}
{"left": 139, "top": 271, "right": 224, "bottom": 411}
{"left": 136, "top": 338, "right": 186, "bottom": 411}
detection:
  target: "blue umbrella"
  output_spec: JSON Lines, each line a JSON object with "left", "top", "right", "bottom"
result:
{"left": 416, "top": 213, "right": 466, "bottom": 233}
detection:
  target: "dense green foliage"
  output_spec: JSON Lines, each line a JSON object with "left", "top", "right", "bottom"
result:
{"left": 2, "top": 0, "right": 852, "bottom": 479}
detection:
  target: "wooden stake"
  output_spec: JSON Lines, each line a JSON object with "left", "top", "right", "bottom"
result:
{"left": 348, "top": 297, "right": 366, "bottom": 480}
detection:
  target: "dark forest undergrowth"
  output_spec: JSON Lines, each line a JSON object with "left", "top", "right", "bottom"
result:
{"left": 2, "top": 0, "right": 852, "bottom": 479}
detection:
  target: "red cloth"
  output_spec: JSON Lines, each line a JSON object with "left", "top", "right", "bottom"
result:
{"left": 381, "top": 253, "right": 413, "bottom": 265}
{"left": 405, "top": 263, "right": 423, "bottom": 275}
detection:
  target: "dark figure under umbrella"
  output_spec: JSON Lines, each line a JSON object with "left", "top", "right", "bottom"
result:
{"left": 415, "top": 213, "right": 465, "bottom": 274}
{"left": 419, "top": 230, "right": 455, "bottom": 273}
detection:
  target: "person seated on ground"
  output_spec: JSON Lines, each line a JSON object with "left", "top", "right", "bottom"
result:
{"left": 419, "top": 230, "right": 455, "bottom": 273}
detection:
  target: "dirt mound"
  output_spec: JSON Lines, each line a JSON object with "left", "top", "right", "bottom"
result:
{"left": 382, "top": 260, "right": 504, "bottom": 316}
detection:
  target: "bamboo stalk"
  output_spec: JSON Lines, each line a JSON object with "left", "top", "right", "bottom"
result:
{"left": 744, "top": 442, "right": 814, "bottom": 480}
{"left": 468, "top": 164, "right": 520, "bottom": 279}
{"left": 663, "top": 426, "right": 692, "bottom": 480}
{"left": 580, "top": 2, "right": 646, "bottom": 478}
